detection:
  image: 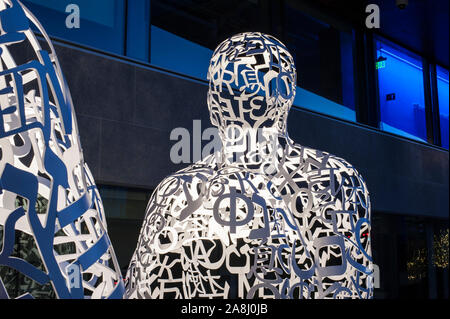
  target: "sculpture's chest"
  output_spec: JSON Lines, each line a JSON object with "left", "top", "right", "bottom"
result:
{"left": 170, "top": 169, "right": 299, "bottom": 246}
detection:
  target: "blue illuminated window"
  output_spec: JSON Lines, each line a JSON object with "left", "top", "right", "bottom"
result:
{"left": 22, "top": 0, "right": 126, "bottom": 55}
{"left": 376, "top": 40, "right": 427, "bottom": 142}
{"left": 150, "top": 26, "right": 212, "bottom": 80}
{"left": 436, "top": 66, "right": 449, "bottom": 149}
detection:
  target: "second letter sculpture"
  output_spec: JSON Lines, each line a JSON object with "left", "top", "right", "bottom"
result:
{"left": 126, "top": 32, "right": 373, "bottom": 299}
{"left": 0, "top": 0, "right": 124, "bottom": 299}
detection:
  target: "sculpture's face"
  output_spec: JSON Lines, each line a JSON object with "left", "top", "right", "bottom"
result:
{"left": 207, "top": 32, "right": 296, "bottom": 135}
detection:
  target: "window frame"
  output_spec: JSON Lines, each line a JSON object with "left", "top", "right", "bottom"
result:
{"left": 371, "top": 35, "right": 447, "bottom": 147}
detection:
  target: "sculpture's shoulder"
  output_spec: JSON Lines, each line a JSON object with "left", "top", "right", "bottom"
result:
{"left": 277, "top": 142, "right": 370, "bottom": 216}
{"left": 143, "top": 162, "right": 215, "bottom": 223}
{"left": 284, "top": 141, "right": 369, "bottom": 192}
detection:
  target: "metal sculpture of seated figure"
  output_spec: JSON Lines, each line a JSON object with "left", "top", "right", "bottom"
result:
{"left": 0, "top": 0, "right": 124, "bottom": 298}
{"left": 126, "top": 32, "right": 373, "bottom": 299}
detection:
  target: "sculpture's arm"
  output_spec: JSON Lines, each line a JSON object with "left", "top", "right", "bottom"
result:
{"left": 125, "top": 174, "right": 184, "bottom": 297}
{"left": 328, "top": 155, "right": 373, "bottom": 287}
{"left": 284, "top": 144, "right": 373, "bottom": 298}
{"left": 125, "top": 165, "right": 212, "bottom": 298}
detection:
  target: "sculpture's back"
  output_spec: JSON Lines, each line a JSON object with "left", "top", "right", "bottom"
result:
{"left": 0, "top": 0, "right": 124, "bottom": 299}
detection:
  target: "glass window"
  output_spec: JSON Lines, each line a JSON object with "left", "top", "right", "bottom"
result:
{"left": 371, "top": 213, "right": 448, "bottom": 298}
{"left": 150, "top": 0, "right": 270, "bottom": 53}
{"left": 150, "top": 0, "right": 357, "bottom": 122}
{"left": 97, "top": 185, "right": 152, "bottom": 273}
{"left": 375, "top": 39, "right": 427, "bottom": 142}
{"left": 150, "top": 0, "right": 272, "bottom": 80}
{"left": 284, "top": 3, "right": 356, "bottom": 122}
{"left": 126, "top": 0, "right": 150, "bottom": 62}
{"left": 150, "top": 25, "right": 213, "bottom": 80}
{"left": 432, "top": 223, "right": 449, "bottom": 298}
{"left": 97, "top": 185, "right": 151, "bottom": 220}
{"left": 436, "top": 66, "right": 449, "bottom": 149}
{"left": 22, "top": 0, "right": 126, "bottom": 55}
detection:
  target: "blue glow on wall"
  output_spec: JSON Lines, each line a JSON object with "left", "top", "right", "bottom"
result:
{"left": 437, "top": 66, "right": 449, "bottom": 149}
{"left": 150, "top": 25, "right": 213, "bottom": 80}
{"left": 376, "top": 43, "right": 427, "bottom": 142}
{"left": 293, "top": 87, "right": 356, "bottom": 122}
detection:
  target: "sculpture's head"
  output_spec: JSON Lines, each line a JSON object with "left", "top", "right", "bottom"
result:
{"left": 207, "top": 32, "right": 296, "bottom": 138}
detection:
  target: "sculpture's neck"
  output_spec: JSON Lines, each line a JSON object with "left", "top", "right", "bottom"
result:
{"left": 217, "top": 126, "right": 288, "bottom": 171}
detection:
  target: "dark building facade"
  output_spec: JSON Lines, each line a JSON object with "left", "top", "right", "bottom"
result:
{"left": 17, "top": 0, "right": 449, "bottom": 298}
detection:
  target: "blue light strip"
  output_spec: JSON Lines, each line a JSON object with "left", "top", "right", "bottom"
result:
{"left": 379, "top": 48, "right": 422, "bottom": 71}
